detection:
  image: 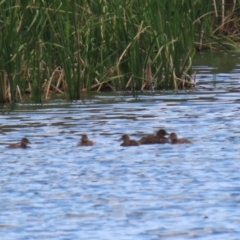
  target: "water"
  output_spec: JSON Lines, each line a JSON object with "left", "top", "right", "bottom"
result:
{"left": 1, "top": 51, "right": 240, "bottom": 239}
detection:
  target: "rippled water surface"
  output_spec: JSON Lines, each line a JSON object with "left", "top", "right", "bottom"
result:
{"left": 1, "top": 52, "right": 240, "bottom": 240}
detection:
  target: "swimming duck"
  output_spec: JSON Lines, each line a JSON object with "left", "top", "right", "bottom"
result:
{"left": 139, "top": 129, "right": 169, "bottom": 144}
{"left": 77, "top": 134, "right": 94, "bottom": 146}
{"left": 169, "top": 132, "right": 191, "bottom": 144}
{"left": 6, "top": 137, "right": 30, "bottom": 149}
{"left": 120, "top": 134, "right": 140, "bottom": 146}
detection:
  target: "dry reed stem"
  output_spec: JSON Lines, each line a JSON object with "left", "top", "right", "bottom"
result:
{"left": 141, "top": 83, "right": 146, "bottom": 91}
{"left": 16, "top": 85, "right": 22, "bottom": 101}
{"left": 6, "top": 82, "right": 11, "bottom": 102}
{"left": 91, "top": 78, "right": 106, "bottom": 92}
{"left": 192, "top": 71, "right": 196, "bottom": 84}
{"left": 28, "top": 83, "right": 32, "bottom": 94}
{"left": 80, "top": 88, "right": 87, "bottom": 93}
{"left": 97, "top": 83, "right": 102, "bottom": 92}
{"left": 94, "top": 78, "right": 100, "bottom": 85}
{"left": 106, "top": 82, "right": 115, "bottom": 91}
{"left": 125, "top": 76, "right": 132, "bottom": 89}
{"left": 174, "top": 75, "right": 196, "bottom": 88}
{"left": 141, "top": 81, "right": 151, "bottom": 91}
{"left": 213, "top": 0, "right": 218, "bottom": 17}
{"left": 213, "top": 14, "right": 239, "bottom": 34}
{"left": 90, "top": 78, "right": 100, "bottom": 90}
{"left": 3, "top": 71, "right": 11, "bottom": 102}
{"left": 141, "top": 62, "right": 154, "bottom": 90}
{"left": 193, "top": 11, "right": 215, "bottom": 24}
{"left": 45, "top": 67, "right": 62, "bottom": 98}
{"left": 179, "top": 50, "right": 192, "bottom": 77}
{"left": 91, "top": 78, "right": 115, "bottom": 92}
{"left": 49, "top": 84, "right": 64, "bottom": 94}
{"left": 56, "top": 69, "right": 64, "bottom": 90}
{"left": 173, "top": 72, "right": 178, "bottom": 90}
{"left": 222, "top": 0, "right": 225, "bottom": 26}
{"left": 56, "top": 69, "right": 66, "bottom": 93}
{"left": 233, "top": 0, "right": 236, "bottom": 12}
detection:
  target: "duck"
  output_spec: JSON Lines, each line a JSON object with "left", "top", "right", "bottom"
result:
{"left": 120, "top": 134, "right": 140, "bottom": 146}
{"left": 77, "top": 134, "right": 94, "bottom": 146}
{"left": 6, "top": 138, "right": 30, "bottom": 149}
{"left": 169, "top": 132, "right": 191, "bottom": 144}
{"left": 139, "top": 129, "right": 169, "bottom": 144}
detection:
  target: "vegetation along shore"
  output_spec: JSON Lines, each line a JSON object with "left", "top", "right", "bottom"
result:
{"left": 1, "top": 0, "right": 239, "bottom": 103}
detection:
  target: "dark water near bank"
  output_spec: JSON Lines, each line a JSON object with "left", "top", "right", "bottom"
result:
{"left": 1, "top": 51, "right": 240, "bottom": 240}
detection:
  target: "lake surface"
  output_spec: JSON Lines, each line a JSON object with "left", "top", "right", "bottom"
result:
{"left": 1, "top": 51, "right": 240, "bottom": 240}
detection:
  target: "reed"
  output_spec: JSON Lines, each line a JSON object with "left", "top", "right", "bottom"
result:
{"left": 194, "top": 0, "right": 240, "bottom": 50}
{"left": 0, "top": 0, "right": 238, "bottom": 103}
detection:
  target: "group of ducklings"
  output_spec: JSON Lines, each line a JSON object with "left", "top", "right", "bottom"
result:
{"left": 78, "top": 129, "right": 191, "bottom": 146}
{"left": 77, "top": 129, "right": 191, "bottom": 147}
{"left": 119, "top": 129, "right": 191, "bottom": 147}
{"left": 6, "top": 129, "right": 191, "bottom": 149}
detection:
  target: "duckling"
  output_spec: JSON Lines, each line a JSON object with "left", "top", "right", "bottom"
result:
{"left": 139, "top": 129, "right": 169, "bottom": 144}
{"left": 120, "top": 134, "right": 140, "bottom": 146}
{"left": 6, "top": 138, "right": 30, "bottom": 149}
{"left": 169, "top": 132, "right": 191, "bottom": 144}
{"left": 77, "top": 134, "right": 94, "bottom": 146}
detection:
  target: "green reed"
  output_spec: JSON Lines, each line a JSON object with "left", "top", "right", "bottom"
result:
{"left": 0, "top": 0, "right": 238, "bottom": 103}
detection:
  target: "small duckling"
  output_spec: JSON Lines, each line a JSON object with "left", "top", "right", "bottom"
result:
{"left": 6, "top": 138, "right": 30, "bottom": 149}
{"left": 139, "top": 129, "right": 169, "bottom": 144}
{"left": 169, "top": 132, "right": 191, "bottom": 144}
{"left": 77, "top": 134, "right": 94, "bottom": 146}
{"left": 120, "top": 134, "right": 140, "bottom": 146}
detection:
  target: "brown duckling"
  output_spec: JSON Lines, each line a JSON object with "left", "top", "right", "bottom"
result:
{"left": 6, "top": 137, "right": 30, "bottom": 149}
{"left": 169, "top": 132, "right": 191, "bottom": 144}
{"left": 77, "top": 134, "right": 94, "bottom": 146}
{"left": 120, "top": 134, "right": 140, "bottom": 146}
{"left": 139, "top": 129, "right": 169, "bottom": 144}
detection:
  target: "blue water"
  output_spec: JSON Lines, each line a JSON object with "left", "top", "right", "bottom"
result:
{"left": 1, "top": 52, "right": 240, "bottom": 239}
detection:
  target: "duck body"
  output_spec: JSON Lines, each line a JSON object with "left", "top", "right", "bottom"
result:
{"left": 139, "top": 129, "right": 169, "bottom": 144}
{"left": 7, "top": 138, "right": 30, "bottom": 149}
{"left": 120, "top": 134, "right": 140, "bottom": 146}
{"left": 169, "top": 132, "right": 191, "bottom": 144}
{"left": 77, "top": 134, "right": 94, "bottom": 146}
{"left": 139, "top": 135, "right": 169, "bottom": 144}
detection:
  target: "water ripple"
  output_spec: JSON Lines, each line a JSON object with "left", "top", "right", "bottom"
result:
{"left": 1, "top": 58, "right": 240, "bottom": 239}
